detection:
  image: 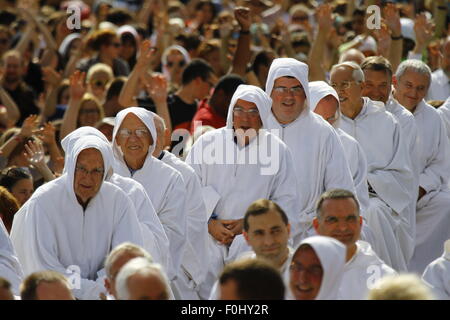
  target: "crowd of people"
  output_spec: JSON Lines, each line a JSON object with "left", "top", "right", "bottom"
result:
{"left": 0, "top": 0, "right": 449, "bottom": 300}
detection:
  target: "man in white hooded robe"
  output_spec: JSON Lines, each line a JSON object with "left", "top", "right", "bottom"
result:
{"left": 0, "top": 219, "right": 23, "bottom": 297}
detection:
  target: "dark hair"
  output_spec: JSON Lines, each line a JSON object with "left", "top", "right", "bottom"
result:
{"left": 214, "top": 74, "right": 245, "bottom": 96}
{"left": 87, "top": 29, "right": 117, "bottom": 51}
{"left": 20, "top": 271, "right": 70, "bottom": 300}
{"left": 106, "top": 76, "right": 127, "bottom": 100}
{"left": 219, "top": 258, "right": 285, "bottom": 300}
{"left": 252, "top": 50, "right": 276, "bottom": 76}
{"left": 106, "top": 8, "right": 133, "bottom": 26}
{"left": 195, "top": 0, "right": 218, "bottom": 23}
{"left": 0, "top": 185, "right": 20, "bottom": 232}
{"left": 361, "top": 56, "right": 393, "bottom": 78}
{"left": 0, "top": 166, "right": 33, "bottom": 192}
{"left": 175, "top": 33, "right": 201, "bottom": 53}
{"left": 0, "top": 277, "right": 12, "bottom": 290}
{"left": 316, "top": 189, "right": 360, "bottom": 219}
{"left": 181, "top": 58, "right": 214, "bottom": 85}
{"left": 244, "top": 199, "right": 289, "bottom": 231}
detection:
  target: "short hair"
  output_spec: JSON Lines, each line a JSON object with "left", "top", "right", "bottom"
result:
{"left": 252, "top": 50, "right": 275, "bottom": 76}
{"left": 106, "top": 77, "right": 127, "bottom": 101}
{"left": 105, "top": 242, "right": 153, "bottom": 278}
{"left": 0, "top": 186, "right": 20, "bottom": 231}
{"left": 316, "top": 189, "right": 360, "bottom": 219}
{"left": 86, "top": 29, "right": 117, "bottom": 51}
{"left": 77, "top": 93, "right": 105, "bottom": 124}
{"left": 86, "top": 63, "right": 114, "bottom": 84}
{"left": 214, "top": 74, "right": 245, "bottom": 96}
{"left": 361, "top": 56, "right": 393, "bottom": 78}
{"left": 331, "top": 61, "right": 365, "bottom": 82}
{"left": 105, "top": 8, "right": 133, "bottom": 26}
{"left": 20, "top": 271, "right": 71, "bottom": 300}
{"left": 174, "top": 33, "right": 201, "bottom": 53}
{"left": 243, "top": 199, "right": 289, "bottom": 232}
{"left": 115, "top": 257, "right": 170, "bottom": 300}
{"left": 219, "top": 258, "right": 285, "bottom": 300}
{"left": 395, "top": 60, "right": 432, "bottom": 88}
{"left": 181, "top": 58, "right": 214, "bottom": 85}
{"left": 1, "top": 49, "right": 22, "bottom": 66}
{"left": 367, "top": 274, "right": 434, "bottom": 300}
{"left": 0, "top": 277, "right": 11, "bottom": 290}
{"left": 427, "top": 100, "right": 445, "bottom": 108}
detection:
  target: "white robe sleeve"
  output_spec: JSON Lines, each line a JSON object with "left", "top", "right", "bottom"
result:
{"left": 0, "top": 219, "right": 23, "bottom": 296}
{"left": 419, "top": 115, "right": 450, "bottom": 194}
{"left": 422, "top": 257, "right": 450, "bottom": 300}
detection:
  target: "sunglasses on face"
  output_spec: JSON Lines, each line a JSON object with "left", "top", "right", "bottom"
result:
{"left": 92, "top": 80, "right": 107, "bottom": 88}
{"left": 167, "top": 60, "right": 186, "bottom": 68}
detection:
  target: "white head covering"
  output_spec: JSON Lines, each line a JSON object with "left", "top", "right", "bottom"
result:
{"left": 64, "top": 135, "right": 113, "bottom": 201}
{"left": 288, "top": 235, "right": 346, "bottom": 300}
{"left": 309, "top": 81, "right": 341, "bottom": 128}
{"left": 161, "top": 45, "right": 191, "bottom": 82}
{"left": 58, "top": 33, "right": 81, "bottom": 56}
{"left": 112, "top": 107, "right": 157, "bottom": 164}
{"left": 400, "top": 18, "right": 416, "bottom": 41}
{"left": 356, "top": 35, "right": 377, "bottom": 54}
{"left": 265, "top": 57, "right": 310, "bottom": 110}
{"left": 117, "top": 25, "right": 139, "bottom": 42}
{"left": 226, "top": 84, "right": 272, "bottom": 129}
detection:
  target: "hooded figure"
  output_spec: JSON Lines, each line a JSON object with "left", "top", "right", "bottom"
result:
{"left": 10, "top": 136, "right": 144, "bottom": 300}
{"left": 0, "top": 219, "right": 23, "bottom": 297}
{"left": 186, "top": 84, "right": 299, "bottom": 299}
{"left": 161, "top": 45, "right": 191, "bottom": 86}
{"left": 287, "top": 235, "right": 346, "bottom": 300}
{"left": 422, "top": 239, "right": 450, "bottom": 299}
{"left": 112, "top": 107, "right": 187, "bottom": 283}
{"left": 265, "top": 58, "right": 355, "bottom": 246}
{"left": 60, "top": 127, "right": 170, "bottom": 273}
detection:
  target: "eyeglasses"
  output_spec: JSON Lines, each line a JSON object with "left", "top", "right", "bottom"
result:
{"left": 330, "top": 81, "right": 358, "bottom": 91}
{"left": 117, "top": 128, "right": 150, "bottom": 138}
{"left": 290, "top": 262, "right": 323, "bottom": 277}
{"left": 92, "top": 80, "right": 107, "bottom": 88}
{"left": 272, "top": 86, "right": 304, "bottom": 95}
{"left": 79, "top": 108, "right": 100, "bottom": 115}
{"left": 167, "top": 60, "right": 186, "bottom": 68}
{"left": 233, "top": 107, "right": 260, "bottom": 118}
{"left": 75, "top": 165, "right": 104, "bottom": 177}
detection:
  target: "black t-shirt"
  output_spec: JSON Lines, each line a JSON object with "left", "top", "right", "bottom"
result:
{"left": 5, "top": 83, "right": 40, "bottom": 125}
{"left": 24, "top": 62, "right": 44, "bottom": 96}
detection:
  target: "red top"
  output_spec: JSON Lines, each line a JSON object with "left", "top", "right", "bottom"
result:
{"left": 190, "top": 99, "right": 226, "bottom": 134}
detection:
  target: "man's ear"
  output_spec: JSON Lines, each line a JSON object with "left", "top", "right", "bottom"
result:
{"left": 287, "top": 223, "right": 291, "bottom": 237}
{"left": 359, "top": 215, "right": 363, "bottom": 227}
{"left": 104, "top": 277, "right": 111, "bottom": 294}
{"left": 243, "top": 231, "right": 249, "bottom": 243}
{"left": 312, "top": 217, "right": 319, "bottom": 232}
{"left": 392, "top": 75, "right": 398, "bottom": 88}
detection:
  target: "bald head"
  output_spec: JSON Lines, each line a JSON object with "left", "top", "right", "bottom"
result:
{"left": 339, "top": 49, "right": 366, "bottom": 65}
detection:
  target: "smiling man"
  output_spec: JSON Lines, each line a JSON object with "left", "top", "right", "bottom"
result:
{"left": 186, "top": 84, "right": 299, "bottom": 299}
{"left": 313, "top": 189, "right": 396, "bottom": 300}
{"left": 393, "top": 60, "right": 450, "bottom": 274}
{"left": 331, "top": 61, "right": 414, "bottom": 272}
{"left": 10, "top": 135, "right": 144, "bottom": 299}
{"left": 264, "top": 58, "right": 355, "bottom": 246}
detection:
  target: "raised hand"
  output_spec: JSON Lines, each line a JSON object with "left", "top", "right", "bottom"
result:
{"left": 234, "top": 6, "right": 251, "bottom": 32}
{"left": 383, "top": 2, "right": 401, "bottom": 37}
{"left": 69, "top": 70, "right": 86, "bottom": 101}
{"left": 373, "top": 22, "right": 392, "bottom": 56}
{"left": 24, "top": 139, "right": 45, "bottom": 168}
{"left": 145, "top": 73, "right": 168, "bottom": 105}
{"left": 20, "top": 114, "right": 39, "bottom": 138}
{"left": 414, "top": 13, "right": 435, "bottom": 47}
{"left": 136, "top": 40, "right": 157, "bottom": 71}
{"left": 316, "top": 4, "right": 333, "bottom": 32}
{"left": 36, "top": 122, "right": 56, "bottom": 146}
{"left": 42, "top": 66, "right": 62, "bottom": 87}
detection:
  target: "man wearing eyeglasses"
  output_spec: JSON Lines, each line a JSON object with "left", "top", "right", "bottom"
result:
{"left": 10, "top": 135, "right": 144, "bottom": 300}
{"left": 186, "top": 84, "right": 299, "bottom": 299}
{"left": 330, "top": 61, "right": 414, "bottom": 272}
{"left": 265, "top": 58, "right": 355, "bottom": 247}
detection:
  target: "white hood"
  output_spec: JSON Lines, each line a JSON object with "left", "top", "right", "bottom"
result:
{"left": 289, "top": 235, "right": 346, "bottom": 300}
{"left": 64, "top": 135, "right": 113, "bottom": 202}
{"left": 309, "top": 80, "right": 341, "bottom": 128}
{"left": 112, "top": 107, "right": 157, "bottom": 165}
{"left": 265, "top": 58, "right": 310, "bottom": 110}
{"left": 225, "top": 84, "right": 272, "bottom": 129}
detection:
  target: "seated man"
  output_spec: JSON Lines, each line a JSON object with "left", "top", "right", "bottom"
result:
{"left": 20, "top": 270, "right": 75, "bottom": 300}
{"left": 313, "top": 189, "right": 396, "bottom": 300}
{"left": 288, "top": 235, "right": 346, "bottom": 300}
{"left": 331, "top": 61, "right": 414, "bottom": 271}
{"left": 11, "top": 135, "right": 144, "bottom": 299}
{"left": 219, "top": 258, "right": 285, "bottom": 300}
{"left": 116, "top": 257, "right": 171, "bottom": 300}
{"left": 422, "top": 239, "right": 450, "bottom": 300}
{"left": 186, "top": 84, "right": 299, "bottom": 299}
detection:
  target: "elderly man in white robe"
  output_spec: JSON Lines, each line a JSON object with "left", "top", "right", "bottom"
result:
{"left": 111, "top": 107, "right": 187, "bottom": 289}
{"left": 0, "top": 219, "right": 23, "bottom": 297}
{"left": 437, "top": 97, "right": 450, "bottom": 141}
{"left": 264, "top": 58, "right": 356, "bottom": 246}
{"left": 60, "top": 127, "right": 170, "bottom": 274}
{"left": 422, "top": 239, "right": 450, "bottom": 300}
{"left": 152, "top": 114, "right": 209, "bottom": 300}
{"left": 331, "top": 61, "right": 415, "bottom": 272}
{"left": 10, "top": 135, "right": 144, "bottom": 300}
{"left": 360, "top": 56, "right": 419, "bottom": 266}
{"left": 186, "top": 84, "right": 299, "bottom": 299}
{"left": 287, "top": 235, "right": 347, "bottom": 300}
{"left": 313, "top": 189, "right": 396, "bottom": 300}
{"left": 392, "top": 59, "right": 450, "bottom": 274}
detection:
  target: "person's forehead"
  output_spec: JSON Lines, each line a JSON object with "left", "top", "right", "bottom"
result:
{"left": 274, "top": 76, "right": 302, "bottom": 86}
{"left": 5, "top": 56, "right": 20, "bottom": 64}
{"left": 248, "top": 210, "right": 285, "bottom": 230}
{"left": 400, "top": 69, "right": 429, "bottom": 83}
{"left": 77, "top": 148, "right": 103, "bottom": 163}
{"left": 318, "top": 95, "right": 339, "bottom": 107}
{"left": 293, "top": 246, "right": 321, "bottom": 265}
{"left": 363, "top": 69, "right": 390, "bottom": 81}
{"left": 112, "top": 251, "right": 143, "bottom": 275}
{"left": 235, "top": 99, "right": 257, "bottom": 109}
{"left": 330, "top": 66, "right": 353, "bottom": 80}
{"left": 120, "top": 113, "right": 147, "bottom": 128}
{"left": 321, "top": 198, "right": 358, "bottom": 215}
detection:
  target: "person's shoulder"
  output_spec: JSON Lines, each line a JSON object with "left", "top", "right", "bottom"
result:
{"left": 163, "top": 151, "right": 196, "bottom": 175}
{"left": 152, "top": 156, "right": 184, "bottom": 180}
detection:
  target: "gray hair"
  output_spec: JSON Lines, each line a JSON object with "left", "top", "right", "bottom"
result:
{"left": 368, "top": 274, "right": 434, "bottom": 300}
{"left": 395, "top": 60, "right": 432, "bottom": 87}
{"left": 316, "top": 189, "right": 360, "bottom": 219}
{"left": 115, "top": 257, "right": 170, "bottom": 300}
{"left": 104, "top": 242, "right": 153, "bottom": 279}
{"left": 331, "top": 62, "right": 365, "bottom": 83}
